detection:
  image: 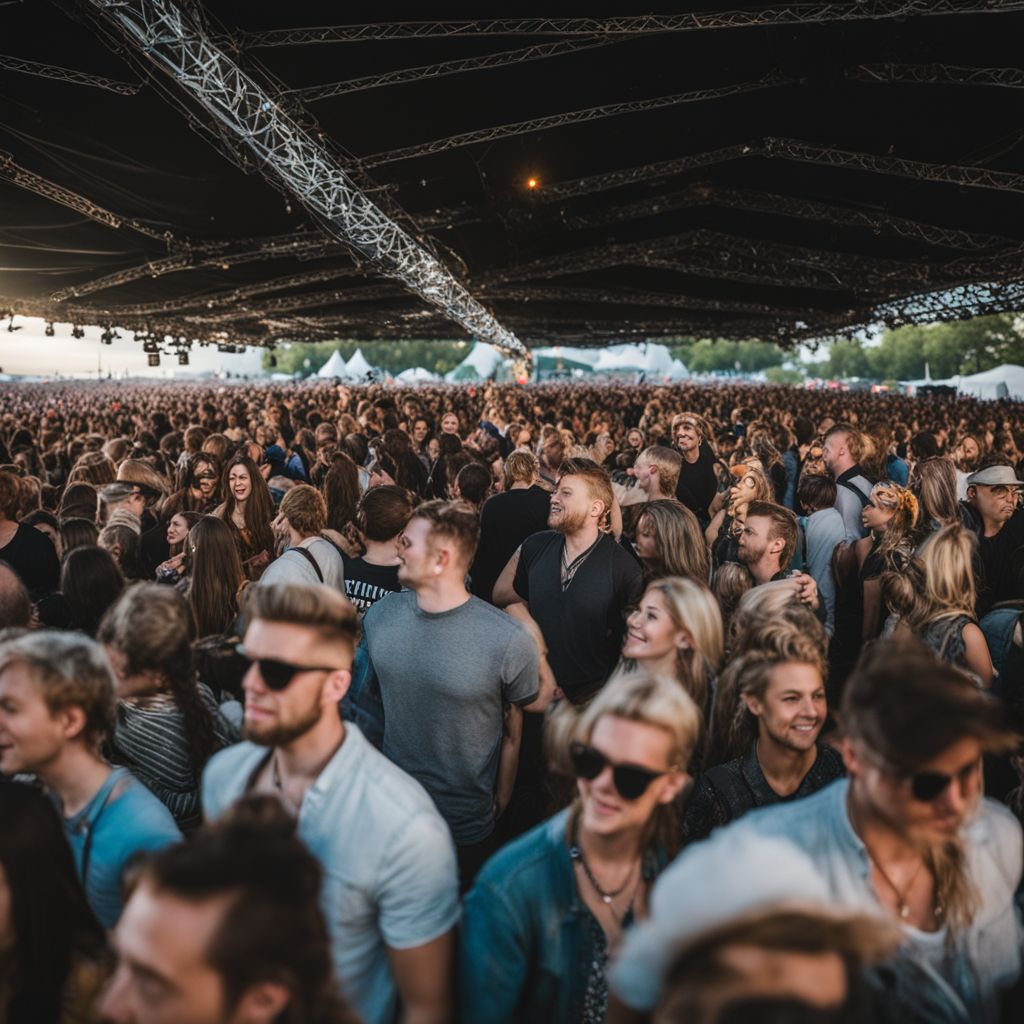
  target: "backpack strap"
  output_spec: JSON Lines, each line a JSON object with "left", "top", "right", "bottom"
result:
{"left": 290, "top": 544, "right": 324, "bottom": 583}
{"left": 838, "top": 478, "right": 872, "bottom": 508}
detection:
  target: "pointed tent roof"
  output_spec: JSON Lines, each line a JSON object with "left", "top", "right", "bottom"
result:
{"left": 396, "top": 366, "right": 439, "bottom": 383}
{"left": 593, "top": 343, "right": 675, "bottom": 374}
{"left": 316, "top": 349, "right": 347, "bottom": 378}
{"left": 444, "top": 340, "right": 505, "bottom": 382}
{"left": 345, "top": 348, "right": 374, "bottom": 378}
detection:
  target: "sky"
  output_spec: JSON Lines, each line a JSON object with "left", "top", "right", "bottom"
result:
{"left": 0, "top": 317, "right": 264, "bottom": 378}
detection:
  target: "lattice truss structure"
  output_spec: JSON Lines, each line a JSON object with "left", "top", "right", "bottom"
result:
{"left": 1, "top": 1, "right": 1024, "bottom": 352}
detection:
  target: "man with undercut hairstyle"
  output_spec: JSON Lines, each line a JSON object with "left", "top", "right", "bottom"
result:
{"left": 822, "top": 423, "right": 872, "bottom": 543}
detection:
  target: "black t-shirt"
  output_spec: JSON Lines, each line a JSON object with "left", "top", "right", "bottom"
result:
{"left": 1, "top": 522, "right": 59, "bottom": 599}
{"left": 470, "top": 485, "right": 551, "bottom": 603}
{"left": 341, "top": 553, "right": 401, "bottom": 616}
{"left": 675, "top": 442, "right": 718, "bottom": 523}
{"left": 977, "top": 507, "right": 1024, "bottom": 615}
{"left": 513, "top": 530, "right": 644, "bottom": 703}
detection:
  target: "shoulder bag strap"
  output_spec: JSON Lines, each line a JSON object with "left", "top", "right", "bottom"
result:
{"left": 290, "top": 544, "right": 324, "bottom": 583}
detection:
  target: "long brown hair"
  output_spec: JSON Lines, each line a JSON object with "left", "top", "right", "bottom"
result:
{"left": 186, "top": 516, "right": 245, "bottom": 638}
{"left": 320, "top": 452, "right": 361, "bottom": 533}
{"left": 637, "top": 500, "right": 711, "bottom": 583}
{"left": 220, "top": 454, "right": 274, "bottom": 559}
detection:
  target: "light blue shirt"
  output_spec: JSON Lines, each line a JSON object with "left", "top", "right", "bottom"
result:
{"left": 202, "top": 723, "right": 459, "bottom": 1024}
{"left": 613, "top": 779, "right": 1022, "bottom": 1024}
{"left": 62, "top": 766, "right": 181, "bottom": 929}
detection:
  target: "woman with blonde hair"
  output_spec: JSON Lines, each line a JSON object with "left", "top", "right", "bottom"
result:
{"left": 912, "top": 524, "right": 994, "bottom": 686}
{"left": 634, "top": 499, "right": 711, "bottom": 583}
{"left": 620, "top": 576, "right": 723, "bottom": 716}
{"left": 857, "top": 480, "right": 920, "bottom": 640}
{"left": 909, "top": 456, "right": 960, "bottom": 534}
{"left": 706, "top": 464, "right": 773, "bottom": 567}
{"left": 461, "top": 668, "right": 700, "bottom": 1024}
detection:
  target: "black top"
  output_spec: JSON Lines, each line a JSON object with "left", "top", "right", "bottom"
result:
{"left": 141, "top": 522, "right": 170, "bottom": 577}
{"left": 0, "top": 522, "right": 59, "bottom": 599}
{"left": 973, "top": 505, "right": 1024, "bottom": 615}
{"left": 682, "top": 740, "right": 846, "bottom": 844}
{"left": 341, "top": 553, "right": 401, "bottom": 616}
{"left": 513, "top": 530, "right": 643, "bottom": 703}
{"left": 470, "top": 485, "right": 551, "bottom": 603}
{"left": 675, "top": 442, "right": 718, "bottom": 523}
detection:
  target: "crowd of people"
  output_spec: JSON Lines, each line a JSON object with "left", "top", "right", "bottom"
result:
{"left": 0, "top": 375, "right": 1023, "bottom": 1023}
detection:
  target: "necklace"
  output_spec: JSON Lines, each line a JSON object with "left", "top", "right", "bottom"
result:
{"left": 570, "top": 843, "right": 638, "bottom": 905}
{"left": 271, "top": 754, "right": 301, "bottom": 815}
{"left": 560, "top": 534, "right": 601, "bottom": 590}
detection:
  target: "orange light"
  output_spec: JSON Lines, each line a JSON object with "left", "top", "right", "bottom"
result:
{"left": 526, "top": 177, "right": 539, "bottom": 190}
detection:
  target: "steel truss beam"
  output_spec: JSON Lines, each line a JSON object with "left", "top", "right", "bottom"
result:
{"left": 561, "top": 185, "right": 1015, "bottom": 251}
{"left": 848, "top": 63, "right": 1024, "bottom": 89}
{"left": 289, "top": 36, "right": 626, "bottom": 102}
{"left": 535, "top": 137, "right": 1024, "bottom": 204}
{"left": 237, "top": 3, "right": 1024, "bottom": 47}
{"left": 49, "top": 231, "right": 336, "bottom": 302}
{"left": 361, "top": 76, "right": 785, "bottom": 168}
{"left": 81, "top": 0, "right": 527, "bottom": 358}
{"left": 484, "top": 285, "right": 808, "bottom": 317}
{"left": 0, "top": 53, "right": 141, "bottom": 94}
{"left": 0, "top": 150, "right": 178, "bottom": 244}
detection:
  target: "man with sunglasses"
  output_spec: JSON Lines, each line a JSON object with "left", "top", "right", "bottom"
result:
{"left": 202, "top": 583, "right": 459, "bottom": 1024}
{"left": 610, "top": 637, "right": 1022, "bottom": 1024}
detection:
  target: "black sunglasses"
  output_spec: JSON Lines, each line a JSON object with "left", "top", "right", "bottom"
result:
{"left": 235, "top": 644, "right": 339, "bottom": 692}
{"left": 569, "top": 742, "right": 672, "bottom": 801}
{"left": 909, "top": 760, "right": 980, "bottom": 803}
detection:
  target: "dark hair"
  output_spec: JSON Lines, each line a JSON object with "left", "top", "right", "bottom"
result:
{"left": 455, "top": 462, "right": 492, "bottom": 506}
{"left": 0, "top": 781, "right": 108, "bottom": 1024}
{"left": 59, "top": 516, "right": 99, "bottom": 555}
{"left": 357, "top": 485, "right": 414, "bottom": 542}
{"left": 137, "top": 797, "right": 357, "bottom": 1024}
{"left": 321, "top": 452, "right": 360, "bottom": 533}
{"left": 841, "top": 636, "right": 1016, "bottom": 772}
{"left": 57, "top": 482, "right": 98, "bottom": 523}
{"left": 187, "top": 516, "right": 244, "bottom": 639}
{"left": 60, "top": 545, "right": 125, "bottom": 638}
{"left": 910, "top": 431, "right": 940, "bottom": 460}
{"left": 0, "top": 470, "right": 20, "bottom": 520}
{"left": 797, "top": 473, "right": 837, "bottom": 511}
{"left": 22, "top": 508, "right": 60, "bottom": 534}
{"left": 220, "top": 454, "right": 275, "bottom": 561}
{"left": 98, "top": 584, "right": 215, "bottom": 778}
{"left": 412, "top": 499, "right": 480, "bottom": 566}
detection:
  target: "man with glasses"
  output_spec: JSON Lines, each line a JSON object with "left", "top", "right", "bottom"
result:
{"left": 202, "top": 583, "right": 459, "bottom": 1024}
{"left": 610, "top": 637, "right": 1022, "bottom": 1024}
{"left": 962, "top": 460, "right": 1024, "bottom": 613}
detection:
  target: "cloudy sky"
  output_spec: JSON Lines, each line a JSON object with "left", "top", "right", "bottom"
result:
{"left": 0, "top": 316, "right": 264, "bottom": 378}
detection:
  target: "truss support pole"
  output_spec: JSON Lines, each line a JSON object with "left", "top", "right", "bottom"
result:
{"left": 80, "top": 0, "right": 528, "bottom": 360}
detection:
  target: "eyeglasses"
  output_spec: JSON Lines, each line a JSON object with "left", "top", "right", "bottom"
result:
{"left": 908, "top": 760, "right": 980, "bottom": 803}
{"left": 195, "top": 472, "right": 216, "bottom": 481}
{"left": 569, "top": 741, "right": 673, "bottom": 800}
{"left": 235, "top": 644, "right": 340, "bottom": 692}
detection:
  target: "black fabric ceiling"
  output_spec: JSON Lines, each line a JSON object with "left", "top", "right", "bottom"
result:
{"left": 3, "top": 1, "right": 1024, "bottom": 353}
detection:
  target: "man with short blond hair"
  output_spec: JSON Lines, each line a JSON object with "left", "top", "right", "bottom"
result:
{"left": 633, "top": 445, "right": 682, "bottom": 500}
{"left": 823, "top": 423, "right": 871, "bottom": 542}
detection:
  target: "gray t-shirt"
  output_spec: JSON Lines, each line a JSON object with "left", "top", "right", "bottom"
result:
{"left": 259, "top": 537, "right": 346, "bottom": 591}
{"left": 362, "top": 590, "right": 540, "bottom": 844}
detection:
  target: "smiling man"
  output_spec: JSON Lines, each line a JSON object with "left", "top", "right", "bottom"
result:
{"left": 202, "top": 583, "right": 459, "bottom": 1024}
{"left": 613, "top": 637, "right": 1023, "bottom": 1024}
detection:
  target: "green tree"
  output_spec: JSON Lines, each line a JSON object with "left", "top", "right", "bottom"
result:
{"left": 671, "top": 338, "right": 786, "bottom": 373}
{"left": 265, "top": 339, "right": 471, "bottom": 376}
{"left": 824, "top": 338, "right": 872, "bottom": 378}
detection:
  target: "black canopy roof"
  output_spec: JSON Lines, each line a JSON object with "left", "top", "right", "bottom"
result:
{"left": 3, "top": 1, "right": 1024, "bottom": 355}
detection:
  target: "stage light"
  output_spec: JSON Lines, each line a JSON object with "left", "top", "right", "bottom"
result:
{"left": 148, "top": 352, "right": 161, "bottom": 367}
{"left": 44, "top": 322, "right": 55, "bottom": 337}
{"left": 178, "top": 351, "right": 189, "bottom": 365}
{"left": 71, "top": 324, "right": 85, "bottom": 339}
{"left": 526, "top": 177, "right": 539, "bottom": 190}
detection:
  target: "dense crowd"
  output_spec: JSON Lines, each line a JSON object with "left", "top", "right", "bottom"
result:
{"left": 1, "top": 377, "right": 1024, "bottom": 1024}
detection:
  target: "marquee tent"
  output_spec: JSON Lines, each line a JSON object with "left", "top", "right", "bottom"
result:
{"left": 444, "top": 341, "right": 505, "bottom": 382}
{"left": 316, "top": 349, "right": 347, "bottom": 378}
{"left": 956, "top": 364, "right": 1024, "bottom": 401}
{"left": 345, "top": 348, "right": 375, "bottom": 379}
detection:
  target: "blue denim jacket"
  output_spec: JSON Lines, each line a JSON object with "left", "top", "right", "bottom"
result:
{"left": 459, "top": 809, "right": 586, "bottom": 1023}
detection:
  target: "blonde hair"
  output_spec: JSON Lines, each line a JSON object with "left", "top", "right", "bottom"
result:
{"left": 638, "top": 445, "right": 682, "bottom": 495}
{"left": 623, "top": 577, "right": 723, "bottom": 714}
{"left": 575, "top": 667, "right": 702, "bottom": 857}
{"left": 117, "top": 458, "right": 170, "bottom": 498}
{"left": 729, "top": 466, "right": 773, "bottom": 519}
{"left": 917, "top": 524, "right": 978, "bottom": 621}
{"left": 503, "top": 450, "right": 539, "bottom": 489}
{"left": 870, "top": 480, "right": 919, "bottom": 561}
{"left": 910, "top": 457, "right": 959, "bottom": 529}
{"left": 637, "top": 500, "right": 711, "bottom": 582}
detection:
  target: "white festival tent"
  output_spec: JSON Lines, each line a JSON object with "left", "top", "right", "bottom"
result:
{"left": 345, "top": 348, "right": 375, "bottom": 379}
{"left": 956, "top": 364, "right": 1024, "bottom": 401}
{"left": 395, "top": 366, "right": 440, "bottom": 383}
{"left": 316, "top": 349, "right": 348, "bottom": 378}
{"left": 444, "top": 340, "right": 506, "bottom": 381}
{"left": 592, "top": 343, "right": 676, "bottom": 376}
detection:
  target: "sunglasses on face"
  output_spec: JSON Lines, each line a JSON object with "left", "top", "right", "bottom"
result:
{"left": 907, "top": 760, "right": 980, "bottom": 803}
{"left": 569, "top": 741, "right": 673, "bottom": 801}
{"left": 235, "top": 644, "right": 339, "bottom": 692}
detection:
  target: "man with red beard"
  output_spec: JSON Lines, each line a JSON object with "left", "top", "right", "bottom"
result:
{"left": 495, "top": 458, "right": 643, "bottom": 704}
{"left": 201, "top": 583, "right": 459, "bottom": 1024}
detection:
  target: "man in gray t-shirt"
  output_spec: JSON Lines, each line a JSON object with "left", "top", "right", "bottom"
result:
{"left": 357, "top": 501, "right": 540, "bottom": 879}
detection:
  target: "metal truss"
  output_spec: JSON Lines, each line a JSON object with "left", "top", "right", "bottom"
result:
{"left": 484, "top": 284, "right": 808, "bottom": 317}
{"left": 644, "top": 256, "right": 860, "bottom": 293}
{"left": 848, "top": 63, "right": 1024, "bottom": 89}
{"left": 82, "top": 0, "right": 527, "bottom": 359}
{"left": 202, "top": 283, "right": 408, "bottom": 319}
{"left": 237, "top": 3, "right": 1024, "bottom": 47}
{"left": 361, "top": 76, "right": 786, "bottom": 168}
{"left": 0, "top": 53, "right": 141, "bottom": 94}
{"left": 562, "top": 184, "right": 1015, "bottom": 251}
{"left": 49, "top": 231, "right": 336, "bottom": 302}
{"left": 289, "top": 36, "right": 626, "bottom": 102}
{"left": 0, "top": 150, "right": 177, "bottom": 244}
{"left": 536, "top": 137, "right": 1024, "bottom": 205}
